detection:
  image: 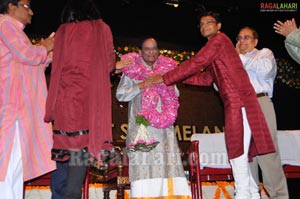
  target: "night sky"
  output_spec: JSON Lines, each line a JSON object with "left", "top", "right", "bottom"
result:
{"left": 26, "top": 0, "right": 300, "bottom": 55}
{"left": 25, "top": 0, "right": 300, "bottom": 130}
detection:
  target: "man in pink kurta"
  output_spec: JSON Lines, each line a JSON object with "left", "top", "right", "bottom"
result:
{"left": 150, "top": 11, "right": 275, "bottom": 199}
{"left": 0, "top": 1, "right": 55, "bottom": 198}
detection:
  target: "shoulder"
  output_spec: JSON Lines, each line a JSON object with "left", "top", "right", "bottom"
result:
{"left": 157, "top": 55, "right": 177, "bottom": 71}
{"left": 259, "top": 48, "right": 275, "bottom": 57}
{"left": 209, "top": 32, "right": 232, "bottom": 45}
{"left": 158, "top": 55, "right": 177, "bottom": 65}
{"left": 260, "top": 48, "right": 273, "bottom": 53}
{"left": 121, "top": 52, "right": 139, "bottom": 60}
{"left": 0, "top": 15, "right": 18, "bottom": 29}
{"left": 215, "top": 32, "right": 230, "bottom": 40}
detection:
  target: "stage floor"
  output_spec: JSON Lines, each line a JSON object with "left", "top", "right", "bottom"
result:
{"left": 25, "top": 182, "right": 270, "bottom": 199}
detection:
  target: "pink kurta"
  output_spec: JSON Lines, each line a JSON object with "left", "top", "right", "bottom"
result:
{"left": 0, "top": 15, "right": 55, "bottom": 181}
{"left": 163, "top": 32, "right": 275, "bottom": 159}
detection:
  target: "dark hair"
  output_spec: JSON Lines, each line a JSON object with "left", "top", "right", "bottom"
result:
{"left": 239, "top": 26, "right": 259, "bottom": 39}
{"left": 60, "top": 0, "right": 101, "bottom": 23}
{"left": 197, "top": 10, "right": 222, "bottom": 24}
{"left": 0, "top": 0, "right": 19, "bottom": 14}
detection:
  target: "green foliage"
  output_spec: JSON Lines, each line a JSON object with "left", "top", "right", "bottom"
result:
{"left": 135, "top": 115, "right": 149, "bottom": 127}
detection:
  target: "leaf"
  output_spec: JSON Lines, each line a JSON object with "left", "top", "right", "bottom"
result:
{"left": 135, "top": 115, "right": 149, "bottom": 127}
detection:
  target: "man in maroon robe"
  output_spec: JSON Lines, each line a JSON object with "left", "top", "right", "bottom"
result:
{"left": 149, "top": 11, "right": 275, "bottom": 199}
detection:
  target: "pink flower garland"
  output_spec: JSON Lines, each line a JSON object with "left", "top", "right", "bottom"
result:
{"left": 121, "top": 52, "right": 180, "bottom": 128}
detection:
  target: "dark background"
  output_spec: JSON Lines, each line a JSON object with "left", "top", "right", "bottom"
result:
{"left": 26, "top": 0, "right": 300, "bottom": 130}
{"left": 24, "top": 1, "right": 300, "bottom": 197}
{"left": 27, "top": 0, "right": 299, "bottom": 54}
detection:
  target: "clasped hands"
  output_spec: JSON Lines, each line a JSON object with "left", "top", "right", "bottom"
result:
{"left": 138, "top": 74, "right": 164, "bottom": 89}
{"left": 274, "top": 18, "right": 299, "bottom": 37}
{"left": 39, "top": 32, "right": 55, "bottom": 53}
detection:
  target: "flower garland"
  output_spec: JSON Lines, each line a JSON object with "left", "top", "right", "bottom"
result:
{"left": 115, "top": 46, "right": 195, "bottom": 63}
{"left": 30, "top": 36, "right": 300, "bottom": 90}
{"left": 127, "top": 115, "right": 160, "bottom": 152}
{"left": 121, "top": 52, "right": 180, "bottom": 128}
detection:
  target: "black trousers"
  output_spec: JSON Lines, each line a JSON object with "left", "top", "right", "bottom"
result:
{"left": 51, "top": 151, "right": 88, "bottom": 199}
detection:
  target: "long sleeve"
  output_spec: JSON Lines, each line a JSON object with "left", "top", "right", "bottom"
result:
{"left": 102, "top": 22, "right": 116, "bottom": 73}
{"left": 0, "top": 16, "right": 49, "bottom": 66}
{"left": 116, "top": 74, "right": 141, "bottom": 102}
{"left": 0, "top": 15, "right": 55, "bottom": 181}
{"left": 163, "top": 33, "right": 223, "bottom": 86}
{"left": 285, "top": 29, "right": 300, "bottom": 64}
{"left": 240, "top": 48, "right": 277, "bottom": 97}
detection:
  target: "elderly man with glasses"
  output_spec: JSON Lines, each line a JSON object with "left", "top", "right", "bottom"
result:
{"left": 236, "top": 26, "right": 289, "bottom": 199}
{"left": 0, "top": 0, "right": 55, "bottom": 198}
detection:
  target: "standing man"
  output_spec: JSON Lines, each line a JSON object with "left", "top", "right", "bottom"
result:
{"left": 0, "top": 0, "right": 55, "bottom": 199}
{"left": 236, "top": 26, "right": 289, "bottom": 199}
{"left": 149, "top": 11, "right": 275, "bottom": 199}
{"left": 116, "top": 38, "right": 192, "bottom": 199}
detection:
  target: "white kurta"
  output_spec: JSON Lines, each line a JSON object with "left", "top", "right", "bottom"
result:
{"left": 116, "top": 74, "right": 191, "bottom": 198}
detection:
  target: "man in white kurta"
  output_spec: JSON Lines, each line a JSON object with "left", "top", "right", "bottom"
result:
{"left": 236, "top": 27, "right": 289, "bottom": 199}
{"left": 0, "top": 1, "right": 56, "bottom": 198}
{"left": 116, "top": 38, "right": 191, "bottom": 199}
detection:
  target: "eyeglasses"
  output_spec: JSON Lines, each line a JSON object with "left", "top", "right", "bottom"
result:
{"left": 198, "top": 20, "right": 217, "bottom": 28}
{"left": 236, "top": 35, "right": 254, "bottom": 41}
{"left": 142, "top": 47, "right": 158, "bottom": 52}
{"left": 18, "top": 3, "right": 31, "bottom": 11}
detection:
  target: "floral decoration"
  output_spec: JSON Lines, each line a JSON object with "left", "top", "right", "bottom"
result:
{"left": 127, "top": 115, "right": 160, "bottom": 152}
{"left": 29, "top": 36, "right": 300, "bottom": 89}
{"left": 121, "top": 52, "right": 180, "bottom": 128}
{"left": 115, "top": 45, "right": 195, "bottom": 63}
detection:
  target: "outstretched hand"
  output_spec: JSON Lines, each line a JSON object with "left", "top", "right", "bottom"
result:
{"left": 138, "top": 74, "right": 164, "bottom": 90}
{"left": 274, "top": 18, "right": 298, "bottom": 37}
{"left": 115, "top": 57, "right": 134, "bottom": 74}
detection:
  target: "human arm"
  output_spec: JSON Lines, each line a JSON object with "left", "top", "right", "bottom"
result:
{"left": 240, "top": 48, "right": 276, "bottom": 79}
{"left": 39, "top": 32, "right": 55, "bottom": 53}
{"left": 115, "top": 57, "right": 134, "bottom": 74}
{"left": 103, "top": 24, "right": 116, "bottom": 73}
{"left": 162, "top": 33, "right": 225, "bottom": 86}
{"left": 274, "top": 18, "right": 298, "bottom": 37}
{"left": 116, "top": 74, "right": 150, "bottom": 102}
{"left": 285, "top": 29, "right": 300, "bottom": 64}
{"left": 274, "top": 18, "right": 300, "bottom": 64}
{"left": 0, "top": 19, "right": 50, "bottom": 66}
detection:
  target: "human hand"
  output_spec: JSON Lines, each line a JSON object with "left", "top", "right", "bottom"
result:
{"left": 138, "top": 78, "right": 152, "bottom": 89}
{"left": 148, "top": 74, "right": 164, "bottom": 85}
{"left": 40, "top": 32, "right": 55, "bottom": 53}
{"left": 235, "top": 41, "right": 241, "bottom": 54}
{"left": 115, "top": 57, "right": 134, "bottom": 73}
{"left": 274, "top": 18, "right": 298, "bottom": 37}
